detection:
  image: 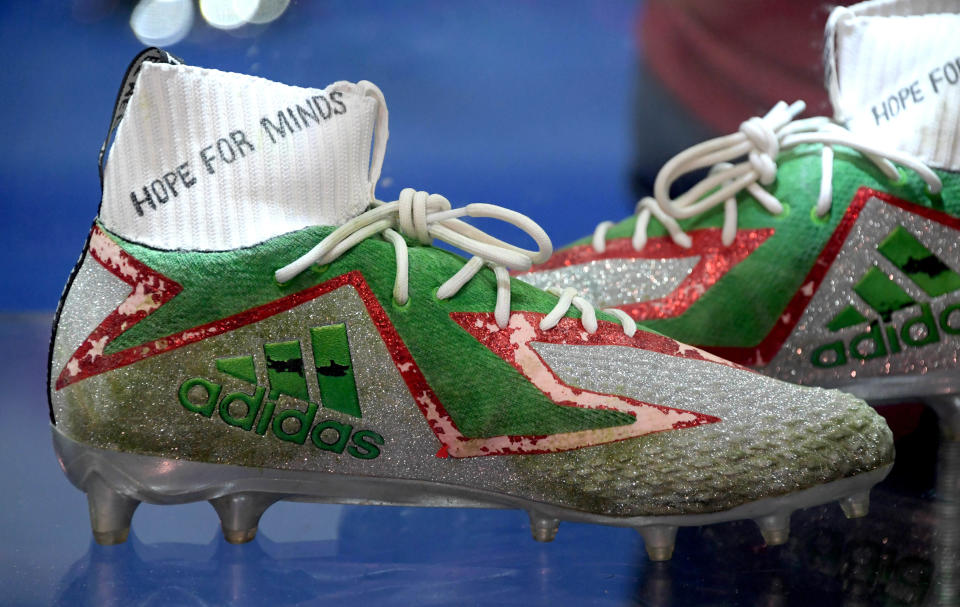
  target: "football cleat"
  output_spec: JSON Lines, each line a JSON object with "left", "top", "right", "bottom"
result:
{"left": 50, "top": 49, "right": 893, "bottom": 560}
{"left": 520, "top": 0, "right": 960, "bottom": 427}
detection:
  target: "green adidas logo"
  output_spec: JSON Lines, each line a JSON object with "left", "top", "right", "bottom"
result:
{"left": 177, "top": 323, "right": 384, "bottom": 459}
{"left": 812, "top": 226, "right": 960, "bottom": 368}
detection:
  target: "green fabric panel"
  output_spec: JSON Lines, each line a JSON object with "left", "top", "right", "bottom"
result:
{"left": 877, "top": 225, "right": 960, "bottom": 297}
{"left": 854, "top": 267, "right": 916, "bottom": 321}
{"left": 263, "top": 340, "right": 310, "bottom": 402}
{"left": 826, "top": 305, "right": 868, "bottom": 332}
{"left": 583, "top": 147, "right": 960, "bottom": 347}
{"left": 100, "top": 224, "right": 635, "bottom": 438}
{"left": 310, "top": 324, "right": 361, "bottom": 418}
{"left": 215, "top": 355, "right": 257, "bottom": 384}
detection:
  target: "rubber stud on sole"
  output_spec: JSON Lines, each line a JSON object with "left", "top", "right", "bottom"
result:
{"left": 86, "top": 475, "right": 140, "bottom": 546}
{"left": 637, "top": 525, "right": 678, "bottom": 561}
{"left": 923, "top": 395, "right": 960, "bottom": 440}
{"left": 209, "top": 493, "right": 278, "bottom": 544}
{"left": 839, "top": 492, "right": 870, "bottom": 519}
{"left": 754, "top": 512, "right": 791, "bottom": 546}
{"left": 528, "top": 512, "right": 560, "bottom": 542}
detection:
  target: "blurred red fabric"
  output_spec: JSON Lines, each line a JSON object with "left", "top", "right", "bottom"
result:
{"left": 641, "top": 0, "right": 854, "bottom": 131}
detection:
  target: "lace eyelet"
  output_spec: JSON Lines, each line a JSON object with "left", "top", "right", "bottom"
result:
{"left": 891, "top": 167, "right": 908, "bottom": 188}
{"left": 774, "top": 202, "right": 791, "bottom": 218}
{"left": 391, "top": 295, "right": 412, "bottom": 310}
{"left": 925, "top": 185, "right": 944, "bottom": 207}
{"left": 311, "top": 263, "right": 330, "bottom": 275}
{"left": 809, "top": 204, "right": 830, "bottom": 225}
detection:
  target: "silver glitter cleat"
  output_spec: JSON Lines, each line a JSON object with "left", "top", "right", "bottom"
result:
{"left": 50, "top": 49, "right": 893, "bottom": 560}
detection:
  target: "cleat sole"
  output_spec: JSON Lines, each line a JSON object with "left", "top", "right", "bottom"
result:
{"left": 754, "top": 512, "right": 791, "bottom": 546}
{"left": 528, "top": 511, "right": 560, "bottom": 542}
{"left": 86, "top": 474, "right": 140, "bottom": 546}
{"left": 222, "top": 527, "right": 258, "bottom": 545}
{"left": 838, "top": 492, "right": 870, "bottom": 519}
{"left": 53, "top": 426, "right": 892, "bottom": 558}
{"left": 923, "top": 395, "right": 960, "bottom": 440}
{"left": 637, "top": 525, "right": 677, "bottom": 561}
{"left": 209, "top": 493, "right": 279, "bottom": 545}
{"left": 840, "top": 371, "right": 960, "bottom": 407}
{"left": 92, "top": 528, "right": 131, "bottom": 546}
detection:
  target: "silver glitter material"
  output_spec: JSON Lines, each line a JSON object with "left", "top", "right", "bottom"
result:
{"left": 529, "top": 342, "right": 893, "bottom": 515}
{"left": 55, "top": 283, "right": 497, "bottom": 475}
{"left": 519, "top": 256, "right": 699, "bottom": 308}
{"left": 766, "top": 195, "right": 960, "bottom": 388}
{"left": 52, "top": 275, "right": 532, "bottom": 503}
{"left": 51, "top": 253, "right": 891, "bottom": 517}
{"left": 51, "top": 258, "right": 130, "bottom": 364}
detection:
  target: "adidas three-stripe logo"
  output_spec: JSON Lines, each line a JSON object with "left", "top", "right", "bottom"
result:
{"left": 216, "top": 323, "right": 361, "bottom": 417}
{"left": 813, "top": 226, "right": 960, "bottom": 368}
{"left": 177, "top": 323, "right": 384, "bottom": 459}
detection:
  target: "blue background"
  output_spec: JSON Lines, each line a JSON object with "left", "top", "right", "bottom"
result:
{"left": 0, "top": 0, "right": 637, "bottom": 311}
{"left": 1, "top": 3, "right": 953, "bottom": 606}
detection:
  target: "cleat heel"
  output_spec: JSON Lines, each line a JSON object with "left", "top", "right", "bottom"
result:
{"left": 755, "top": 512, "right": 791, "bottom": 546}
{"left": 86, "top": 475, "right": 140, "bottom": 546}
{"left": 637, "top": 525, "right": 678, "bottom": 561}
{"left": 528, "top": 512, "right": 560, "bottom": 542}
{"left": 209, "top": 493, "right": 279, "bottom": 544}
{"left": 839, "top": 492, "right": 870, "bottom": 519}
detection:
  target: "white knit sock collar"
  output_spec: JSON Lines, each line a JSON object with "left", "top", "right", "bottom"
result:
{"left": 100, "top": 58, "right": 388, "bottom": 251}
{"left": 824, "top": 0, "right": 960, "bottom": 172}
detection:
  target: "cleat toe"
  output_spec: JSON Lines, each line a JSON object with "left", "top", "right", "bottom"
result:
{"left": 637, "top": 525, "right": 678, "bottom": 561}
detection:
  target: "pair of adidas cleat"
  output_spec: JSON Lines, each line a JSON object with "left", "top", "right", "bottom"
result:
{"left": 50, "top": 1, "right": 959, "bottom": 561}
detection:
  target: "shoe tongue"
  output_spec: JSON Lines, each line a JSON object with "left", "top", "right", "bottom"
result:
{"left": 824, "top": 1, "right": 960, "bottom": 172}
{"left": 100, "top": 60, "right": 386, "bottom": 250}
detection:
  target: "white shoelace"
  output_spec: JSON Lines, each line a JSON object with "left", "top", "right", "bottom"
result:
{"left": 592, "top": 100, "right": 943, "bottom": 252}
{"left": 276, "top": 188, "right": 637, "bottom": 336}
